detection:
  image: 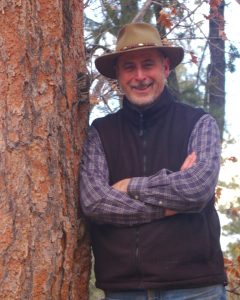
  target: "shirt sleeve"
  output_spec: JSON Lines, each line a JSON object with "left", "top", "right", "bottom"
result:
{"left": 79, "top": 125, "right": 164, "bottom": 226}
{"left": 128, "top": 114, "right": 221, "bottom": 212}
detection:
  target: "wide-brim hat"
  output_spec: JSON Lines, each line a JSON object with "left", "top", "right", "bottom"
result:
{"left": 95, "top": 22, "right": 184, "bottom": 79}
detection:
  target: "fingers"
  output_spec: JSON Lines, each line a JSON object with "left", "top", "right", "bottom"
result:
{"left": 164, "top": 209, "right": 177, "bottom": 217}
{"left": 112, "top": 178, "right": 130, "bottom": 193}
{"left": 180, "top": 152, "right": 197, "bottom": 171}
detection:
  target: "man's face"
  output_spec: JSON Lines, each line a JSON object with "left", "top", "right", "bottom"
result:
{"left": 116, "top": 49, "right": 170, "bottom": 107}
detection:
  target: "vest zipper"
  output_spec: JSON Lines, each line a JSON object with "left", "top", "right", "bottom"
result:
{"left": 139, "top": 113, "right": 147, "bottom": 178}
{"left": 135, "top": 112, "right": 147, "bottom": 286}
{"left": 135, "top": 227, "right": 140, "bottom": 278}
{"left": 139, "top": 113, "right": 147, "bottom": 176}
{"left": 139, "top": 113, "right": 144, "bottom": 136}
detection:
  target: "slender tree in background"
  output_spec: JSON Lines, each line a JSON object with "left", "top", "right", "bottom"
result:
{"left": 0, "top": 1, "right": 90, "bottom": 299}
{"left": 152, "top": 0, "right": 181, "bottom": 99}
{"left": 208, "top": 0, "right": 226, "bottom": 140}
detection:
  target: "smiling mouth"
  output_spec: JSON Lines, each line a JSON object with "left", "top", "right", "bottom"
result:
{"left": 132, "top": 82, "right": 153, "bottom": 91}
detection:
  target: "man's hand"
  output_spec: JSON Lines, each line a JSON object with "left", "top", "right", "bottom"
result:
{"left": 164, "top": 209, "right": 177, "bottom": 217}
{"left": 112, "top": 178, "right": 130, "bottom": 193}
{"left": 180, "top": 151, "right": 197, "bottom": 171}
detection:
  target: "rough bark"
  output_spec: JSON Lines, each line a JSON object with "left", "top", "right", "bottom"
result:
{"left": 0, "top": 0, "right": 90, "bottom": 299}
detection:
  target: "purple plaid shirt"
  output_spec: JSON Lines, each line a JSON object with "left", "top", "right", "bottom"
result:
{"left": 80, "top": 114, "right": 221, "bottom": 226}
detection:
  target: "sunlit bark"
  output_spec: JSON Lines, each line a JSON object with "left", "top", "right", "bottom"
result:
{"left": 0, "top": 0, "right": 90, "bottom": 299}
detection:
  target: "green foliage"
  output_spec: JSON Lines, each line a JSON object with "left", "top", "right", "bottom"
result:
{"left": 227, "top": 44, "right": 240, "bottom": 73}
{"left": 180, "top": 84, "right": 205, "bottom": 107}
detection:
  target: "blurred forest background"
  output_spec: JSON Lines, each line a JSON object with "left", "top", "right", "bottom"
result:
{"left": 83, "top": 0, "right": 240, "bottom": 299}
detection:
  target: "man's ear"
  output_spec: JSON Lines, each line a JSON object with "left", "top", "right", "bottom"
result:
{"left": 164, "top": 58, "right": 170, "bottom": 79}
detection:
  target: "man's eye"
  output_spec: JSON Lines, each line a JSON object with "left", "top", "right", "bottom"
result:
{"left": 123, "top": 64, "right": 134, "bottom": 70}
{"left": 143, "top": 62, "right": 154, "bottom": 68}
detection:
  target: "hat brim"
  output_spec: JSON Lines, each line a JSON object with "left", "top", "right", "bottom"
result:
{"left": 95, "top": 46, "right": 184, "bottom": 79}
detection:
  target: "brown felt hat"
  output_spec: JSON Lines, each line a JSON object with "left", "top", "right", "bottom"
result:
{"left": 95, "top": 22, "right": 184, "bottom": 79}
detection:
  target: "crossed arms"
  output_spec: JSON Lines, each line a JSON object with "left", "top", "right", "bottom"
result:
{"left": 80, "top": 114, "right": 221, "bottom": 226}
{"left": 112, "top": 152, "right": 197, "bottom": 217}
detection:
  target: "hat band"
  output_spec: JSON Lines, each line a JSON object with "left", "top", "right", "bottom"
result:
{"left": 119, "top": 42, "right": 158, "bottom": 51}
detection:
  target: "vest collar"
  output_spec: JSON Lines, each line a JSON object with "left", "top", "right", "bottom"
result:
{"left": 122, "top": 87, "right": 173, "bottom": 128}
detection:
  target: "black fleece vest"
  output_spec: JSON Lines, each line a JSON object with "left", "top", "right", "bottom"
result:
{"left": 91, "top": 88, "right": 227, "bottom": 291}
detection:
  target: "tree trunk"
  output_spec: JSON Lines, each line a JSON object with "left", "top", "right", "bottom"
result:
{"left": 0, "top": 1, "right": 90, "bottom": 299}
{"left": 208, "top": 0, "right": 226, "bottom": 140}
{"left": 153, "top": 0, "right": 181, "bottom": 99}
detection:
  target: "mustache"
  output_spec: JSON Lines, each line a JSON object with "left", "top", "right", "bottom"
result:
{"left": 130, "top": 80, "right": 153, "bottom": 89}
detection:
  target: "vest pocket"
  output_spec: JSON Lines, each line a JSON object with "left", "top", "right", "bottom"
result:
{"left": 140, "top": 212, "right": 212, "bottom": 280}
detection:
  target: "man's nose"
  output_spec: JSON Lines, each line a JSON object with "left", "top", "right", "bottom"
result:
{"left": 134, "top": 66, "right": 146, "bottom": 80}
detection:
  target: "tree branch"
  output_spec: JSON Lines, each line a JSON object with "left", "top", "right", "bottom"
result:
{"left": 131, "top": 0, "right": 152, "bottom": 23}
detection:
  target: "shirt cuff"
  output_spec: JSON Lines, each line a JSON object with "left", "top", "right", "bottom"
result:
{"left": 127, "top": 169, "right": 172, "bottom": 205}
{"left": 127, "top": 176, "right": 148, "bottom": 201}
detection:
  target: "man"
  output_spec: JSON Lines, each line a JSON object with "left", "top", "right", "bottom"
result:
{"left": 80, "top": 22, "right": 227, "bottom": 300}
